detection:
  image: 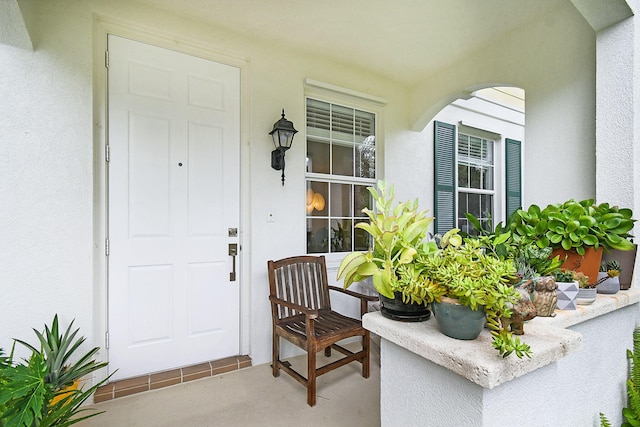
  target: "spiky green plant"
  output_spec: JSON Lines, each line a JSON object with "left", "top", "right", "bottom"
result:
{"left": 0, "top": 315, "right": 112, "bottom": 427}
{"left": 14, "top": 315, "right": 106, "bottom": 391}
{"left": 622, "top": 327, "right": 640, "bottom": 427}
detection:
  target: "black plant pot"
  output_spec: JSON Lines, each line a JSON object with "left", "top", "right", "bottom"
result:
{"left": 379, "top": 292, "right": 431, "bottom": 322}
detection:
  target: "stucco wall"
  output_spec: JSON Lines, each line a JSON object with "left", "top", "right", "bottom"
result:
{"left": 0, "top": 0, "right": 603, "bottom": 376}
{"left": 394, "top": 0, "right": 596, "bottom": 209}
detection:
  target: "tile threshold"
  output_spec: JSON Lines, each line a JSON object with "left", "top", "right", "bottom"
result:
{"left": 94, "top": 355, "right": 252, "bottom": 403}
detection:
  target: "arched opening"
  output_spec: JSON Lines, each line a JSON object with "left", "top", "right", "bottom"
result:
{"left": 427, "top": 86, "right": 525, "bottom": 235}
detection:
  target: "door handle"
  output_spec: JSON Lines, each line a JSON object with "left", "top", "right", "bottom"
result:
{"left": 229, "top": 243, "right": 238, "bottom": 281}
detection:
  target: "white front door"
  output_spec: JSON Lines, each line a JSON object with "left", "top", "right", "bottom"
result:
{"left": 107, "top": 35, "right": 241, "bottom": 380}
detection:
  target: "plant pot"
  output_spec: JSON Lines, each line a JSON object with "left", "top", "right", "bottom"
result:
{"left": 556, "top": 281, "right": 578, "bottom": 310}
{"left": 602, "top": 245, "right": 637, "bottom": 290}
{"left": 552, "top": 247, "right": 604, "bottom": 286}
{"left": 432, "top": 297, "right": 486, "bottom": 340}
{"left": 380, "top": 292, "right": 431, "bottom": 322}
{"left": 577, "top": 287, "right": 597, "bottom": 305}
{"left": 596, "top": 272, "right": 620, "bottom": 294}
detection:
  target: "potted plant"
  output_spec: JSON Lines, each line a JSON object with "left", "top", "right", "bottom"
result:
{"left": 602, "top": 244, "right": 637, "bottom": 290}
{"left": 596, "top": 259, "right": 622, "bottom": 294}
{"left": 337, "top": 180, "right": 445, "bottom": 321}
{"left": 554, "top": 269, "right": 578, "bottom": 310}
{"left": 575, "top": 271, "right": 597, "bottom": 305}
{"left": 418, "top": 229, "right": 532, "bottom": 358}
{"left": 509, "top": 199, "right": 635, "bottom": 285}
{"left": 0, "top": 314, "right": 111, "bottom": 427}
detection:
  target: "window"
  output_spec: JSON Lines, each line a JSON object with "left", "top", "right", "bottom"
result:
{"left": 306, "top": 98, "right": 377, "bottom": 254}
{"left": 457, "top": 133, "right": 495, "bottom": 234}
{"left": 434, "top": 121, "right": 521, "bottom": 235}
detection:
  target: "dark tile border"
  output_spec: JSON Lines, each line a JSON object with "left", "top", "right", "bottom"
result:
{"left": 94, "top": 355, "right": 252, "bottom": 403}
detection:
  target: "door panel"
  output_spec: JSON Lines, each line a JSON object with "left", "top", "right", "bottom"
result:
{"left": 107, "top": 35, "right": 240, "bottom": 380}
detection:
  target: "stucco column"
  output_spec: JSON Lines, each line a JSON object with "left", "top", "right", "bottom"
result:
{"left": 595, "top": 6, "right": 638, "bottom": 216}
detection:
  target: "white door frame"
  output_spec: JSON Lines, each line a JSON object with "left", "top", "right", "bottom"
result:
{"left": 92, "top": 16, "right": 252, "bottom": 382}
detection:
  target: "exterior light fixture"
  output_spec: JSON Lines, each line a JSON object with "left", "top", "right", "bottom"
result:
{"left": 269, "top": 109, "right": 298, "bottom": 185}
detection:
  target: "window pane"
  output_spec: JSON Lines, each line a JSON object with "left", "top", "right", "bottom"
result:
{"left": 355, "top": 136, "right": 376, "bottom": 178}
{"left": 330, "top": 183, "right": 351, "bottom": 217}
{"left": 307, "top": 139, "right": 330, "bottom": 174}
{"left": 483, "top": 165, "right": 494, "bottom": 190}
{"left": 331, "top": 219, "right": 352, "bottom": 252}
{"left": 469, "top": 166, "right": 481, "bottom": 189}
{"left": 458, "top": 163, "right": 469, "bottom": 188}
{"left": 458, "top": 192, "right": 469, "bottom": 234}
{"left": 306, "top": 99, "right": 330, "bottom": 138}
{"left": 331, "top": 105, "right": 355, "bottom": 142}
{"left": 307, "top": 218, "right": 329, "bottom": 253}
{"left": 354, "top": 219, "right": 371, "bottom": 251}
{"left": 332, "top": 144, "right": 354, "bottom": 176}
{"left": 306, "top": 181, "right": 328, "bottom": 217}
{"left": 354, "top": 185, "right": 371, "bottom": 218}
{"left": 481, "top": 194, "right": 494, "bottom": 222}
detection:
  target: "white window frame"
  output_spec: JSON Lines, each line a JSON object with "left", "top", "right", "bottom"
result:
{"left": 303, "top": 81, "right": 386, "bottom": 259}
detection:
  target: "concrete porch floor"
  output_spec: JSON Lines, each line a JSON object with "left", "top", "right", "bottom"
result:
{"left": 78, "top": 341, "right": 381, "bottom": 427}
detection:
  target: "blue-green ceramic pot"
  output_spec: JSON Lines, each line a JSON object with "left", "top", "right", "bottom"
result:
{"left": 432, "top": 297, "right": 486, "bottom": 340}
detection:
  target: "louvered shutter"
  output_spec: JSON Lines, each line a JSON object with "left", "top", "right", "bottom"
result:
{"left": 505, "top": 138, "right": 522, "bottom": 218}
{"left": 434, "top": 121, "right": 456, "bottom": 234}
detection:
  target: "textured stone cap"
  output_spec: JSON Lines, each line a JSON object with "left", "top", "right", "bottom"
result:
{"left": 363, "top": 288, "right": 640, "bottom": 389}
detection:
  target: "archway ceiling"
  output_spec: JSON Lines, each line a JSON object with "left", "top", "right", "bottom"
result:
{"left": 134, "top": 0, "right": 569, "bottom": 87}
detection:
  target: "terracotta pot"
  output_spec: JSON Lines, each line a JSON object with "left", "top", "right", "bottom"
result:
{"left": 552, "top": 247, "right": 603, "bottom": 285}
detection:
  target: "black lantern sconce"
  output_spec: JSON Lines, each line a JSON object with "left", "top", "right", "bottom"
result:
{"left": 269, "top": 109, "right": 298, "bottom": 185}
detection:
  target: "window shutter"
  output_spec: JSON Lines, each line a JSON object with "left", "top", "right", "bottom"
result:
{"left": 434, "top": 121, "right": 456, "bottom": 235}
{"left": 505, "top": 138, "right": 522, "bottom": 218}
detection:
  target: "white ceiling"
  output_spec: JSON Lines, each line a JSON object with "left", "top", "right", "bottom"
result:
{"left": 134, "top": 0, "right": 568, "bottom": 86}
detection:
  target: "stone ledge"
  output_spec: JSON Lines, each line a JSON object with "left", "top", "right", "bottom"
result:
{"left": 363, "top": 288, "right": 640, "bottom": 389}
{"left": 532, "top": 287, "right": 640, "bottom": 328}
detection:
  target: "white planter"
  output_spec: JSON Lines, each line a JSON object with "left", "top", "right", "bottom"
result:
{"left": 596, "top": 272, "right": 620, "bottom": 294}
{"left": 577, "top": 287, "right": 597, "bottom": 305}
{"left": 556, "top": 281, "right": 578, "bottom": 310}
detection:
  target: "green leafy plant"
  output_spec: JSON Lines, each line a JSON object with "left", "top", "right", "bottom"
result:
{"left": 465, "top": 212, "right": 563, "bottom": 278}
{"left": 419, "top": 229, "right": 532, "bottom": 359}
{"left": 622, "top": 327, "right": 640, "bottom": 427}
{"left": 600, "top": 259, "right": 622, "bottom": 277}
{"left": 573, "top": 270, "right": 592, "bottom": 288}
{"left": 0, "top": 315, "right": 111, "bottom": 427}
{"left": 553, "top": 269, "right": 574, "bottom": 283}
{"left": 337, "top": 180, "right": 444, "bottom": 304}
{"left": 509, "top": 199, "right": 635, "bottom": 256}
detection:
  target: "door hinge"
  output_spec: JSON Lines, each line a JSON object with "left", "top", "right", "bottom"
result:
{"left": 105, "top": 144, "right": 110, "bottom": 162}
{"left": 105, "top": 331, "right": 109, "bottom": 349}
{"left": 105, "top": 238, "right": 109, "bottom": 256}
{"left": 105, "top": 50, "right": 109, "bottom": 68}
